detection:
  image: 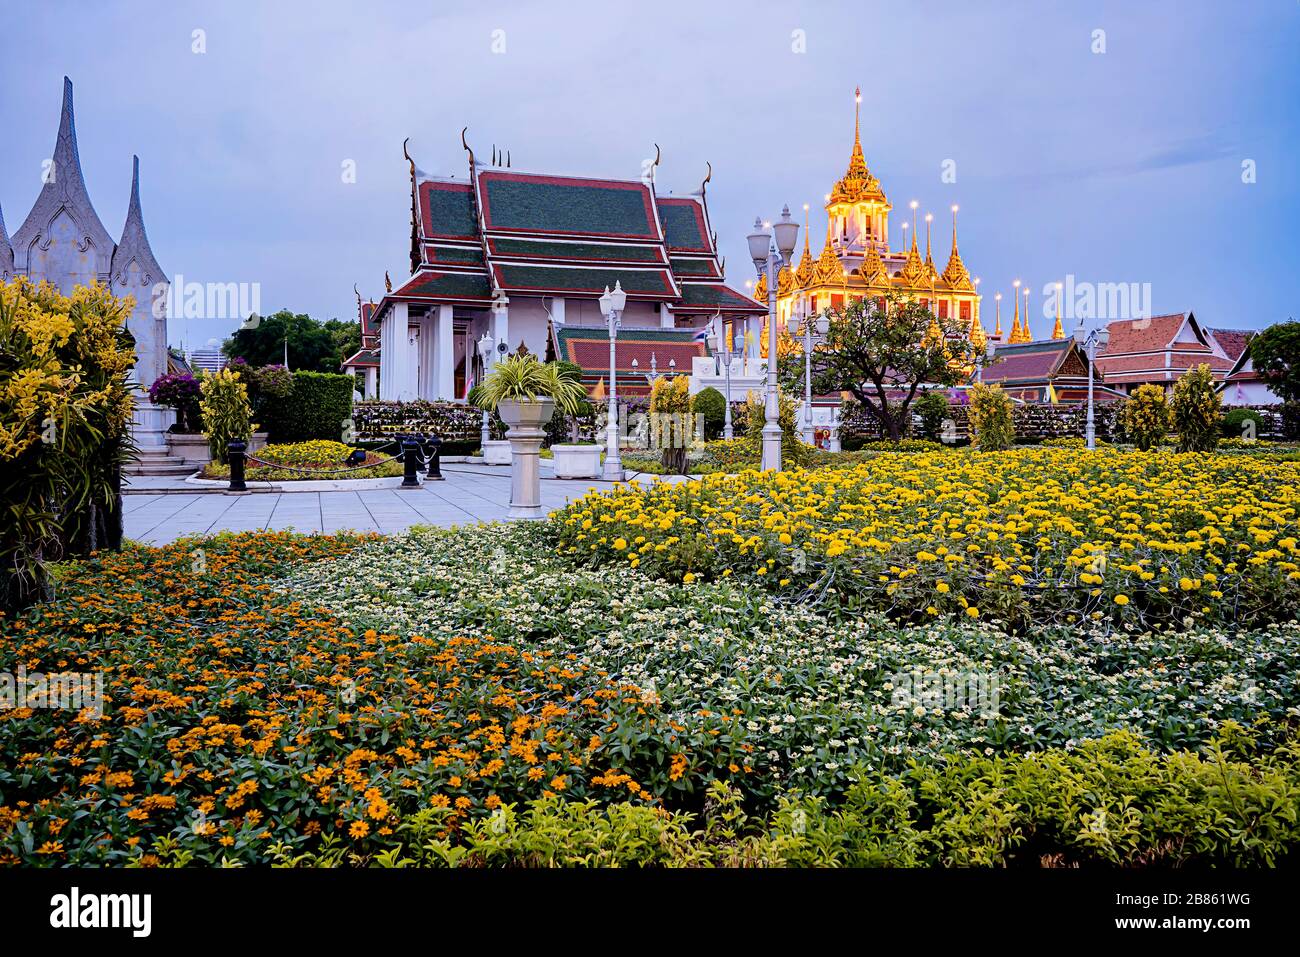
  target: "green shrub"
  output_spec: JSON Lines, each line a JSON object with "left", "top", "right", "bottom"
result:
{"left": 1117, "top": 384, "right": 1171, "bottom": 451}
{"left": 270, "top": 727, "right": 1300, "bottom": 868}
{"left": 1222, "top": 407, "right": 1263, "bottom": 440}
{"left": 741, "top": 388, "right": 811, "bottom": 466}
{"left": 692, "top": 386, "right": 727, "bottom": 440}
{"left": 1172, "top": 364, "right": 1222, "bottom": 452}
{"left": 968, "top": 383, "right": 1015, "bottom": 451}
{"left": 261, "top": 370, "right": 355, "bottom": 443}
{"left": 913, "top": 391, "right": 950, "bottom": 442}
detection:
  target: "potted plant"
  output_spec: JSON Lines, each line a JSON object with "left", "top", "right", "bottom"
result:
{"left": 473, "top": 355, "right": 586, "bottom": 518}
{"left": 150, "top": 371, "right": 211, "bottom": 465}
{"left": 548, "top": 362, "right": 602, "bottom": 479}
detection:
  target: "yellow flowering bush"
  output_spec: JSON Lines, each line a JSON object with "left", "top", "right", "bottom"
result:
{"left": 0, "top": 278, "right": 137, "bottom": 611}
{"left": 199, "top": 367, "right": 253, "bottom": 458}
{"left": 553, "top": 448, "right": 1300, "bottom": 628}
{"left": 1118, "top": 384, "right": 1172, "bottom": 451}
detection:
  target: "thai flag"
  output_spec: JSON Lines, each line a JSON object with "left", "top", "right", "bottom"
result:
{"left": 463, "top": 374, "right": 475, "bottom": 401}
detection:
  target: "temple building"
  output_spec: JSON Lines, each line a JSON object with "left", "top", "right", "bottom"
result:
{"left": 3, "top": 77, "right": 173, "bottom": 456}
{"left": 361, "top": 136, "right": 764, "bottom": 400}
{"left": 761, "top": 88, "right": 982, "bottom": 343}
{"left": 1094, "top": 312, "right": 1234, "bottom": 395}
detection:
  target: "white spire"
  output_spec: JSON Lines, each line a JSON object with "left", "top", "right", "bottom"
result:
{"left": 111, "top": 155, "right": 165, "bottom": 284}
{"left": 12, "top": 77, "right": 115, "bottom": 282}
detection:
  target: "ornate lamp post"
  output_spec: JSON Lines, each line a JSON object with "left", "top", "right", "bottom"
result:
{"left": 1074, "top": 324, "right": 1111, "bottom": 449}
{"left": 476, "top": 332, "right": 493, "bottom": 448}
{"left": 792, "top": 311, "right": 830, "bottom": 443}
{"left": 707, "top": 321, "right": 735, "bottom": 440}
{"left": 599, "top": 281, "right": 627, "bottom": 480}
{"left": 748, "top": 206, "right": 799, "bottom": 471}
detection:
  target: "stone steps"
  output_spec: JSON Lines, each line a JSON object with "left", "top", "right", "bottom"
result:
{"left": 125, "top": 448, "right": 196, "bottom": 476}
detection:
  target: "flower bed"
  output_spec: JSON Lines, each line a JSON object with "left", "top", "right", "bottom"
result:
{"left": 5, "top": 522, "right": 1300, "bottom": 866}
{"left": 200, "top": 440, "right": 403, "bottom": 481}
{"left": 553, "top": 447, "right": 1300, "bottom": 629}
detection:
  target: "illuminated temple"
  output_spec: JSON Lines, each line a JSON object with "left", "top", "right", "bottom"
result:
{"left": 758, "top": 88, "right": 983, "bottom": 341}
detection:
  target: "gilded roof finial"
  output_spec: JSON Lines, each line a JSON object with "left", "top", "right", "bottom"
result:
{"left": 385, "top": 271, "right": 393, "bottom": 294}
{"left": 1052, "top": 281, "right": 1065, "bottom": 339}
{"left": 403, "top": 138, "right": 415, "bottom": 181}
{"left": 1011, "top": 280, "right": 1022, "bottom": 341}
{"left": 460, "top": 127, "right": 475, "bottom": 168}
{"left": 700, "top": 161, "right": 712, "bottom": 197}
{"left": 941, "top": 205, "right": 972, "bottom": 290}
{"left": 994, "top": 293, "right": 1004, "bottom": 340}
{"left": 794, "top": 204, "right": 815, "bottom": 288}
{"left": 354, "top": 283, "right": 363, "bottom": 320}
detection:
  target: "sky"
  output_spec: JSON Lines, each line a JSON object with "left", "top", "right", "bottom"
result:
{"left": 2, "top": 0, "right": 1298, "bottom": 350}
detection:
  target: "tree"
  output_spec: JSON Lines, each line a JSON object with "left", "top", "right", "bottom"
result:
{"left": 778, "top": 290, "right": 977, "bottom": 440}
{"left": 913, "top": 391, "right": 951, "bottom": 442}
{"left": 324, "top": 317, "right": 362, "bottom": 366}
{"left": 223, "top": 309, "right": 345, "bottom": 372}
{"left": 1248, "top": 320, "right": 1300, "bottom": 403}
{"left": 1171, "top": 363, "right": 1222, "bottom": 452}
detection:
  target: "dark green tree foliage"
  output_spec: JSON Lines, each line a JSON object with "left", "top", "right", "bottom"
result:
{"left": 223, "top": 309, "right": 348, "bottom": 373}
{"left": 913, "top": 391, "right": 950, "bottom": 441}
{"left": 692, "top": 386, "right": 727, "bottom": 440}
{"left": 1249, "top": 321, "right": 1300, "bottom": 403}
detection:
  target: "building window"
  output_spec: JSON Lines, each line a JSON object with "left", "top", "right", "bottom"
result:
{"left": 960, "top": 301, "right": 971, "bottom": 321}
{"left": 938, "top": 301, "right": 949, "bottom": 319}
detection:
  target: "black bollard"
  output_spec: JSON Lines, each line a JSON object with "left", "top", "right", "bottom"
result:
{"left": 425, "top": 435, "right": 445, "bottom": 480}
{"left": 400, "top": 437, "right": 422, "bottom": 488}
{"left": 228, "top": 440, "right": 248, "bottom": 492}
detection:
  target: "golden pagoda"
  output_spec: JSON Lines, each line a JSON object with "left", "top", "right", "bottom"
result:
{"left": 771, "top": 86, "right": 982, "bottom": 335}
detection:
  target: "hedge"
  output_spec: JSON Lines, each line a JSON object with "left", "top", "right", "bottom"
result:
{"left": 262, "top": 370, "right": 355, "bottom": 443}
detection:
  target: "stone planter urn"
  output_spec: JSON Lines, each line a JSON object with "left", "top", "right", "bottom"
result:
{"left": 481, "top": 439, "right": 512, "bottom": 465}
{"left": 550, "top": 443, "right": 602, "bottom": 479}
{"left": 249, "top": 431, "right": 269, "bottom": 453}
{"left": 497, "top": 397, "right": 555, "bottom": 520}
{"left": 166, "top": 431, "right": 213, "bottom": 466}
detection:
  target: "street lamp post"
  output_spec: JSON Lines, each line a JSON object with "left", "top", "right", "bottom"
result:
{"left": 793, "top": 312, "right": 830, "bottom": 444}
{"left": 476, "top": 332, "right": 493, "bottom": 448}
{"left": 748, "top": 207, "right": 799, "bottom": 471}
{"left": 1074, "top": 325, "right": 1111, "bottom": 449}
{"left": 707, "top": 322, "right": 735, "bottom": 440}
{"left": 599, "top": 281, "right": 627, "bottom": 480}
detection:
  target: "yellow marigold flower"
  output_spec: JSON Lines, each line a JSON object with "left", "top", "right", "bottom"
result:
{"left": 1114, "top": 594, "right": 1130, "bottom": 606}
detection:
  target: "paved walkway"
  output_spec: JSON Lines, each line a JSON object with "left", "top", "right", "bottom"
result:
{"left": 122, "top": 464, "right": 685, "bottom": 544}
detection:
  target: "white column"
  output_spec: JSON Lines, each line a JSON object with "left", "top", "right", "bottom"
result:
{"left": 418, "top": 316, "right": 437, "bottom": 400}
{"left": 364, "top": 366, "right": 377, "bottom": 399}
{"left": 380, "top": 301, "right": 413, "bottom": 401}
{"left": 551, "top": 298, "right": 566, "bottom": 326}
{"left": 658, "top": 303, "right": 674, "bottom": 329}
{"left": 492, "top": 298, "right": 510, "bottom": 354}
{"left": 436, "top": 303, "right": 455, "bottom": 400}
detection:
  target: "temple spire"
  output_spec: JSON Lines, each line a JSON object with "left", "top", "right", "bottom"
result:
{"left": 1051, "top": 281, "right": 1065, "bottom": 338}
{"left": 13, "top": 76, "right": 115, "bottom": 275}
{"left": 994, "top": 294, "right": 1004, "bottom": 341}
{"left": 112, "top": 156, "right": 165, "bottom": 283}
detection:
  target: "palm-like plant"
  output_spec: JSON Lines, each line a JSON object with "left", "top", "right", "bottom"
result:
{"left": 472, "top": 355, "right": 587, "bottom": 417}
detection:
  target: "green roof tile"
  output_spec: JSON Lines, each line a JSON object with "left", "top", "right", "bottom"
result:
{"left": 494, "top": 264, "right": 675, "bottom": 297}
{"left": 481, "top": 173, "right": 657, "bottom": 238}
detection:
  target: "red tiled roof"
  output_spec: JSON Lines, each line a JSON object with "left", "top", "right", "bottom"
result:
{"left": 1208, "top": 328, "right": 1253, "bottom": 362}
{"left": 1101, "top": 313, "right": 1189, "bottom": 354}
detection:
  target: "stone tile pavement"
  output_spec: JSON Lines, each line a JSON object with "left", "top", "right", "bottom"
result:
{"left": 122, "top": 463, "right": 688, "bottom": 544}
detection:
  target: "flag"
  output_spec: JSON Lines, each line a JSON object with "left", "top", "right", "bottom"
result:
{"left": 463, "top": 374, "right": 475, "bottom": 401}
{"left": 1047, "top": 382, "right": 1060, "bottom": 405}
{"left": 592, "top": 377, "right": 606, "bottom": 401}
